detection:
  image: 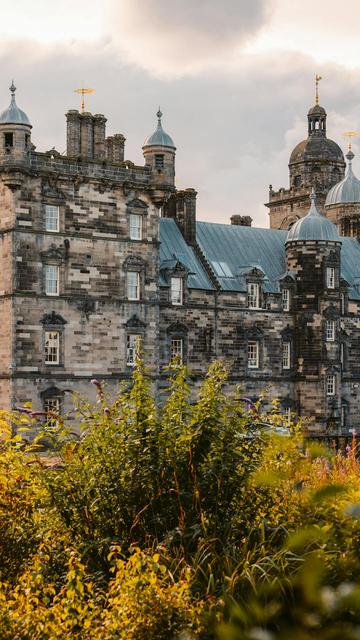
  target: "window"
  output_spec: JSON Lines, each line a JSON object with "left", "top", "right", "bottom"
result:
{"left": 171, "top": 277, "right": 183, "bottom": 305}
{"left": 44, "top": 265, "right": 59, "bottom": 296}
{"left": 325, "top": 319, "right": 335, "bottom": 342}
{"left": 247, "top": 283, "right": 260, "bottom": 309}
{"left": 129, "top": 214, "right": 142, "bottom": 240}
{"left": 127, "top": 271, "right": 140, "bottom": 300}
{"left": 294, "top": 175, "right": 302, "bottom": 187}
{"left": 326, "top": 267, "right": 335, "bottom": 289}
{"left": 25, "top": 134, "right": 30, "bottom": 148}
{"left": 45, "top": 331, "right": 60, "bottom": 365}
{"left": 43, "top": 397, "right": 60, "bottom": 428}
{"left": 248, "top": 341, "right": 259, "bottom": 368}
{"left": 282, "top": 288, "right": 290, "bottom": 311}
{"left": 326, "top": 374, "right": 336, "bottom": 396}
{"left": 4, "top": 132, "right": 13, "bottom": 148}
{"left": 282, "top": 342, "right": 291, "bottom": 369}
{"left": 126, "top": 334, "right": 141, "bottom": 366}
{"left": 45, "top": 205, "right": 59, "bottom": 232}
{"left": 155, "top": 154, "right": 164, "bottom": 169}
{"left": 170, "top": 338, "right": 183, "bottom": 364}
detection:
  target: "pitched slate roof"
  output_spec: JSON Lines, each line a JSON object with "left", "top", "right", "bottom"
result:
{"left": 160, "top": 218, "right": 360, "bottom": 300}
{"left": 159, "top": 218, "right": 213, "bottom": 290}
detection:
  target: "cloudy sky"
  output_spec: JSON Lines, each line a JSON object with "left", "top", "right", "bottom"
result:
{"left": 1, "top": 0, "right": 360, "bottom": 226}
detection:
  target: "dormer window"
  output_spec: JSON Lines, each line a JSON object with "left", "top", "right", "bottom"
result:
{"left": 326, "top": 319, "right": 335, "bottom": 342}
{"left": 247, "top": 282, "right": 260, "bottom": 309}
{"left": 171, "top": 277, "right": 183, "bottom": 305}
{"left": 155, "top": 154, "right": 164, "bottom": 169}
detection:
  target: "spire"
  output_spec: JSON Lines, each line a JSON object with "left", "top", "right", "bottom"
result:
{"left": 309, "top": 188, "right": 319, "bottom": 216}
{"left": 9, "top": 80, "right": 16, "bottom": 102}
{"left": 157, "top": 107, "right": 163, "bottom": 129}
{"left": 315, "top": 74, "right": 322, "bottom": 106}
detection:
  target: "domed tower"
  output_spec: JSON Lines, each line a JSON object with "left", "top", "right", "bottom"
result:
{"left": 143, "top": 108, "right": 176, "bottom": 198}
{"left": 286, "top": 191, "right": 343, "bottom": 433}
{"left": 0, "top": 82, "right": 32, "bottom": 164}
{"left": 325, "top": 148, "right": 360, "bottom": 236}
{"left": 266, "top": 78, "right": 345, "bottom": 230}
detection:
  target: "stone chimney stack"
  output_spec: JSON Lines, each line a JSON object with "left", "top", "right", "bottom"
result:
{"left": 106, "top": 133, "right": 126, "bottom": 163}
{"left": 93, "top": 114, "right": 107, "bottom": 161}
{"left": 80, "top": 112, "right": 94, "bottom": 160}
{"left": 66, "top": 110, "right": 81, "bottom": 157}
{"left": 230, "top": 215, "right": 252, "bottom": 227}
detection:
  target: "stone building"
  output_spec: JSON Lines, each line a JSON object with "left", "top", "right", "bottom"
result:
{"left": 1, "top": 82, "right": 360, "bottom": 436}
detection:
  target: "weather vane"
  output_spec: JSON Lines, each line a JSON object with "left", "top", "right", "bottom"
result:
{"left": 343, "top": 131, "right": 360, "bottom": 151}
{"left": 74, "top": 87, "right": 96, "bottom": 114}
{"left": 315, "top": 74, "right": 322, "bottom": 105}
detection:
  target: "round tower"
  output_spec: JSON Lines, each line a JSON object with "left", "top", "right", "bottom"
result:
{"left": 142, "top": 108, "right": 176, "bottom": 191}
{"left": 0, "top": 82, "right": 32, "bottom": 164}
{"left": 325, "top": 148, "right": 360, "bottom": 236}
{"left": 286, "top": 191, "right": 343, "bottom": 434}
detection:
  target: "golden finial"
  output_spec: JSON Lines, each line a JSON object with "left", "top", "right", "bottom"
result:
{"left": 343, "top": 131, "right": 360, "bottom": 151}
{"left": 315, "top": 74, "right": 322, "bottom": 105}
{"left": 74, "top": 87, "right": 96, "bottom": 114}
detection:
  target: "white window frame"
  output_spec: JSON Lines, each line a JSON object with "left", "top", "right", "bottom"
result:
{"left": 45, "top": 205, "right": 60, "bottom": 233}
{"left": 126, "top": 334, "right": 141, "bottom": 366}
{"left": 326, "top": 374, "right": 336, "bottom": 396}
{"left": 282, "top": 341, "right": 291, "bottom": 369}
{"left": 247, "top": 340, "right": 259, "bottom": 369}
{"left": 170, "top": 337, "right": 183, "bottom": 364}
{"left": 326, "top": 267, "right": 335, "bottom": 289}
{"left": 171, "top": 277, "right": 183, "bottom": 305}
{"left": 282, "top": 288, "right": 290, "bottom": 311}
{"left": 247, "top": 283, "right": 260, "bottom": 309}
{"left": 129, "top": 213, "right": 142, "bottom": 241}
{"left": 44, "top": 264, "right": 59, "bottom": 296}
{"left": 45, "top": 331, "right": 60, "bottom": 365}
{"left": 43, "top": 397, "right": 60, "bottom": 428}
{"left": 127, "top": 271, "right": 140, "bottom": 301}
{"left": 325, "top": 319, "right": 335, "bottom": 342}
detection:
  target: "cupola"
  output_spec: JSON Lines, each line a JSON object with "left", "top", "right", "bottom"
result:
{"left": 143, "top": 108, "right": 176, "bottom": 189}
{"left": 325, "top": 149, "right": 360, "bottom": 206}
{"left": 286, "top": 190, "right": 341, "bottom": 244}
{"left": 0, "top": 82, "right": 32, "bottom": 164}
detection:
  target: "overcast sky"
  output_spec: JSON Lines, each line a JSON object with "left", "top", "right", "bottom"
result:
{"left": 1, "top": 0, "right": 360, "bottom": 227}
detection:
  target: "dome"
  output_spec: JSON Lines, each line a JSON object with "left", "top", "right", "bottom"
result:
{"left": 308, "top": 104, "right": 326, "bottom": 116}
{"left": 325, "top": 150, "right": 360, "bottom": 206}
{"left": 286, "top": 191, "right": 340, "bottom": 243}
{"left": 290, "top": 136, "right": 344, "bottom": 164}
{"left": 143, "top": 108, "right": 175, "bottom": 149}
{"left": 0, "top": 82, "right": 31, "bottom": 127}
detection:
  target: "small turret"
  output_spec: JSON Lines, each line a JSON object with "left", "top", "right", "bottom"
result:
{"left": 0, "top": 82, "right": 32, "bottom": 164}
{"left": 142, "top": 108, "right": 176, "bottom": 190}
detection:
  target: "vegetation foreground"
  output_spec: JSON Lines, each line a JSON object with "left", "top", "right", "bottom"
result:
{"left": 1, "top": 361, "right": 360, "bottom": 638}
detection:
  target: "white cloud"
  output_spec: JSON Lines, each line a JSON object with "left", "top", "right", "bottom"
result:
{"left": 107, "top": 0, "right": 271, "bottom": 77}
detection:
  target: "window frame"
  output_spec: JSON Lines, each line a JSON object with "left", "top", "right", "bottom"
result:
{"left": 282, "top": 341, "right": 291, "bottom": 370}
{"left": 326, "top": 373, "right": 336, "bottom": 396}
{"left": 44, "top": 204, "right": 60, "bottom": 233}
{"left": 170, "top": 276, "right": 183, "bottom": 306}
{"left": 247, "top": 282, "right": 260, "bottom": 309}
{"left": 170, "top": 337, "right": 183, "bottom": 365}
{"left": 282, "top": 288, "right": 290, "bottom": 312}
{"left": 43, "top": 397, "right": 61, "bottom": 428}
{"left": 127, "top": 270, "right": 140, "bottom": 301}
{"left": 129, "top": 213, "right": 142, "bottom": 241}
{"left": 326, "top": 267, "right": 335, "bottom": 290}
{"left": 44, "top": 330, "right": 60, "bottom": 365}
{"left": 44, "top": 264, "right": 59, "bottom": 296}
{"left": 325, "top": 319, "right": 336, "bottom": 342}
{"left": 247, "top": 340, "right": 259, "bottom": 369}
{"left": 155, "top": 154, "right": 165, "bottom": 169}
{"left": 126, "top": 333, "right": 141, "bottom": 367}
